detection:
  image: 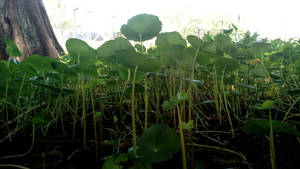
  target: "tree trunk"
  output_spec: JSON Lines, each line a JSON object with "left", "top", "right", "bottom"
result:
{"left": 0, "top": 0, "right": 64, "bottom": 60}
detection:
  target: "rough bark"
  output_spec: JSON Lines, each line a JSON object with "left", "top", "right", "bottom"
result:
{"left": 0, "top": 0, "right": 64, "bottom": 60}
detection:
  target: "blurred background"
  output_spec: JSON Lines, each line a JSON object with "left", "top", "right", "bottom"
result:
{"left": 43, "top": 0, "right": 300, "bottom": 48}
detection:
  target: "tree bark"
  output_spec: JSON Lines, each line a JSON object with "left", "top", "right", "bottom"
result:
{"left": 0, "top": 0, "right": 64, "bottom": 60}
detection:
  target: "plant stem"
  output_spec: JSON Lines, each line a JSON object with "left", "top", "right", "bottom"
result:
{"left": 81, "top": 78, "right": 87, "bottom": 148}
{"left": 189, "top": 143, "right": 247, "bottom": 160}
{"left": 72, "top": 74, "right": 80, "bottom": 139}
{"left": 177, "top": 106, "right": 187, "bottom": 169}
{"left": 131, "top": 66, "right": 138, "bottom": 157}
{"left": 144, "top": 76, "right": 148, "bottom": 129}
{"left": 0, "top": 124, "right": 35, "bottom": 160}
{"left": 269, "top": 108, "right": 277, "bottom": 169}
{"left": 91, "top": 89, "right": 99, "bottom": 162}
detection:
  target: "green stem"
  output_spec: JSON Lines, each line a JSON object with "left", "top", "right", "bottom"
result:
{"left": 282, "top": 96, "right": 300, "bottom": 121}
{"left": 91, "top": 89, "right": 99, "bottom": 162}
{"left": 131, "top": 66, "right": 138, "bottom": 157}
{"left": 0, "top": 124, "right": 35, "bottom": 160}
{"left": 72, "top": 74, "right": 80, "bottom": 139}
{"left": 144, "top": 76, "right": 148, "bottom": 129}
{"left": 190, "top": 143, "right": 246, "bottom": 160}
{"left": 81, "top": 78, "right": 87, "bottom": 148}
{"left": 0, "top": 164, "right": 30, "bottom": 169}
{"left": 177, "top": 106, "right": 187, "bottom": 169}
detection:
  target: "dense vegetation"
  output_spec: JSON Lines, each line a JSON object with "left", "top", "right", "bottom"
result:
{"left": 0, "top": 14, "right": 299, "bottom": 169}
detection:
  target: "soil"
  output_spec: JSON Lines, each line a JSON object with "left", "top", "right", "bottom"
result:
{"left": 0, "top": 118, "right": 299, "bottom": 169}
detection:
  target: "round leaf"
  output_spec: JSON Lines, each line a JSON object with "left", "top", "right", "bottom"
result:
{"left": 158, "top": 45, "right": 185, "bottom": 66}
{"left": 121, "top": 14, "right": 162, "bottom": 42}
{"left": 187, "top": 35, "right": 203, "bottom": 48}
{"left": 117, "top": 66, "right": 144, "bottom": 83}
{"left": 155, "top": 32, "right": 186, "bottom": 49}
{"left": 214, "top": 57, "right": 239, "bottom": 74}
{"left": 242, "top": 119, "right": 300, "bottom": 137}
{"left": 136, "top": 124, "right": 180, "bottom": 163}
{"left": 139, "top": 58, "right": 161, "bottom": 72}
{"left": 97, "top": 37, "right": 134, "bottom": 60}
{"left": 66, "top": 38, "right": 97, "bottom": 64}
{"left": 116, "top": 49, "right": 145, "bottom": 67}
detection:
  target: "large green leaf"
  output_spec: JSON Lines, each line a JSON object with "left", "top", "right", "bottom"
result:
{"left": 97, "top": 37, "right": 134, "bottom": 60}
{"left": 187, "top": 35, "right": 203, "bottom": 48}
{"left": 116, "top": 49, "right": 160, "bottom": 72}
{"left": 250, "top": 64, "right": 268, "bottom": 78}
{"left": 242, "top": 119, "right": 300, "bottom": 137}
{"left": 197, "top": 51, "right": 213, "bottom": 66}
{"left": 121, "top": 14, "right": 162, "bottom": 42}
{"left": 155, "top": 32, "right": 186, "bottom": 49}
{"left": 214, "top": 33, "right": 236, "bottom": 56}
{"left": 136, "top": 124, "right": 180, "bottom": 163}
{"left": 117, "top": 66, "right": 144, "bottom": 83}
{"left": 158, "top": 45, "right": 185, "bottom": 66}
{"left": 139, "top": 58, "right": 161, "bottom": 72}
{"left": 5, "top": 40, "right": 22, "bottom": 57}
{"left": 214, "top": 57, "right": 239, "bottom": 74}
{"left": 66, "top": 38, "right": 97, "bottom": 64}
{"left": 27, "top": 112, "right": 52, "bottom": 125}
{"left": 177, "top": 47, "right": 196, "bottom": 69}
{"left": 24, "top": 55, "right": 59, "bottom": 74}
{"left": 116, "top": 49, "right": 145, "bottom": 67}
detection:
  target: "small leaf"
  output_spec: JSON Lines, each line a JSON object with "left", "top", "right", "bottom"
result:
{"left": 260, "top": 100, "right": 277, "bottom": 110}
{"left": 223, "top": 28, "right": 233, "bottom": 34}
{"left": 181, "top": 120, "right": 194, "bottom": 130}
{"left": 176, "top": 91, "right": 188, "bottom": 101}
{"left": 162, "top": 91, "right": 188, "bottom": 111}
{"left": 162, "top": 96, "right": 178, "bottom": 111}
{"left": 27, "top": 112, "right": 52, "bottom": 125}
{"left": 135, "top": 44, "right": 146, "bottom": 53}
{"left": 94, "top": 112, "right": 102, "bottom": 119}
{"left": 231, "top": 24, "right": 238, "bottom": 31}
{"left": 102, "top": 153, "right": 129, "bottom": 169}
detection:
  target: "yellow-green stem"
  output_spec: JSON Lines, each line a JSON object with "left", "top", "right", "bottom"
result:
{"left": 131, "top": 66, "right": 138, "bottom": 157}
{"left": 144, "top": 76, "right": 148, "bottom": 129}
{"left": 177, "top": 106, "right": 187, "bottom": 169}
{"left": 91, "top": 89, "right": 99, "bottom": 162}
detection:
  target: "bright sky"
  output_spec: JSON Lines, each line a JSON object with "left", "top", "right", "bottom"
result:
{"left": 45, "top": 0, "right": 300, "bottom": 40}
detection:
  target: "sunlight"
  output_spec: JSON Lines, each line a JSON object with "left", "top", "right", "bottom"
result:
{"left": 44, "top": 0, "right": 300, "bottom": 41}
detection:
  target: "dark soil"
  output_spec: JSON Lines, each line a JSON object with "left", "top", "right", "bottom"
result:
{"left": 0, "top": 115, "right": 299, "bottom": 169}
